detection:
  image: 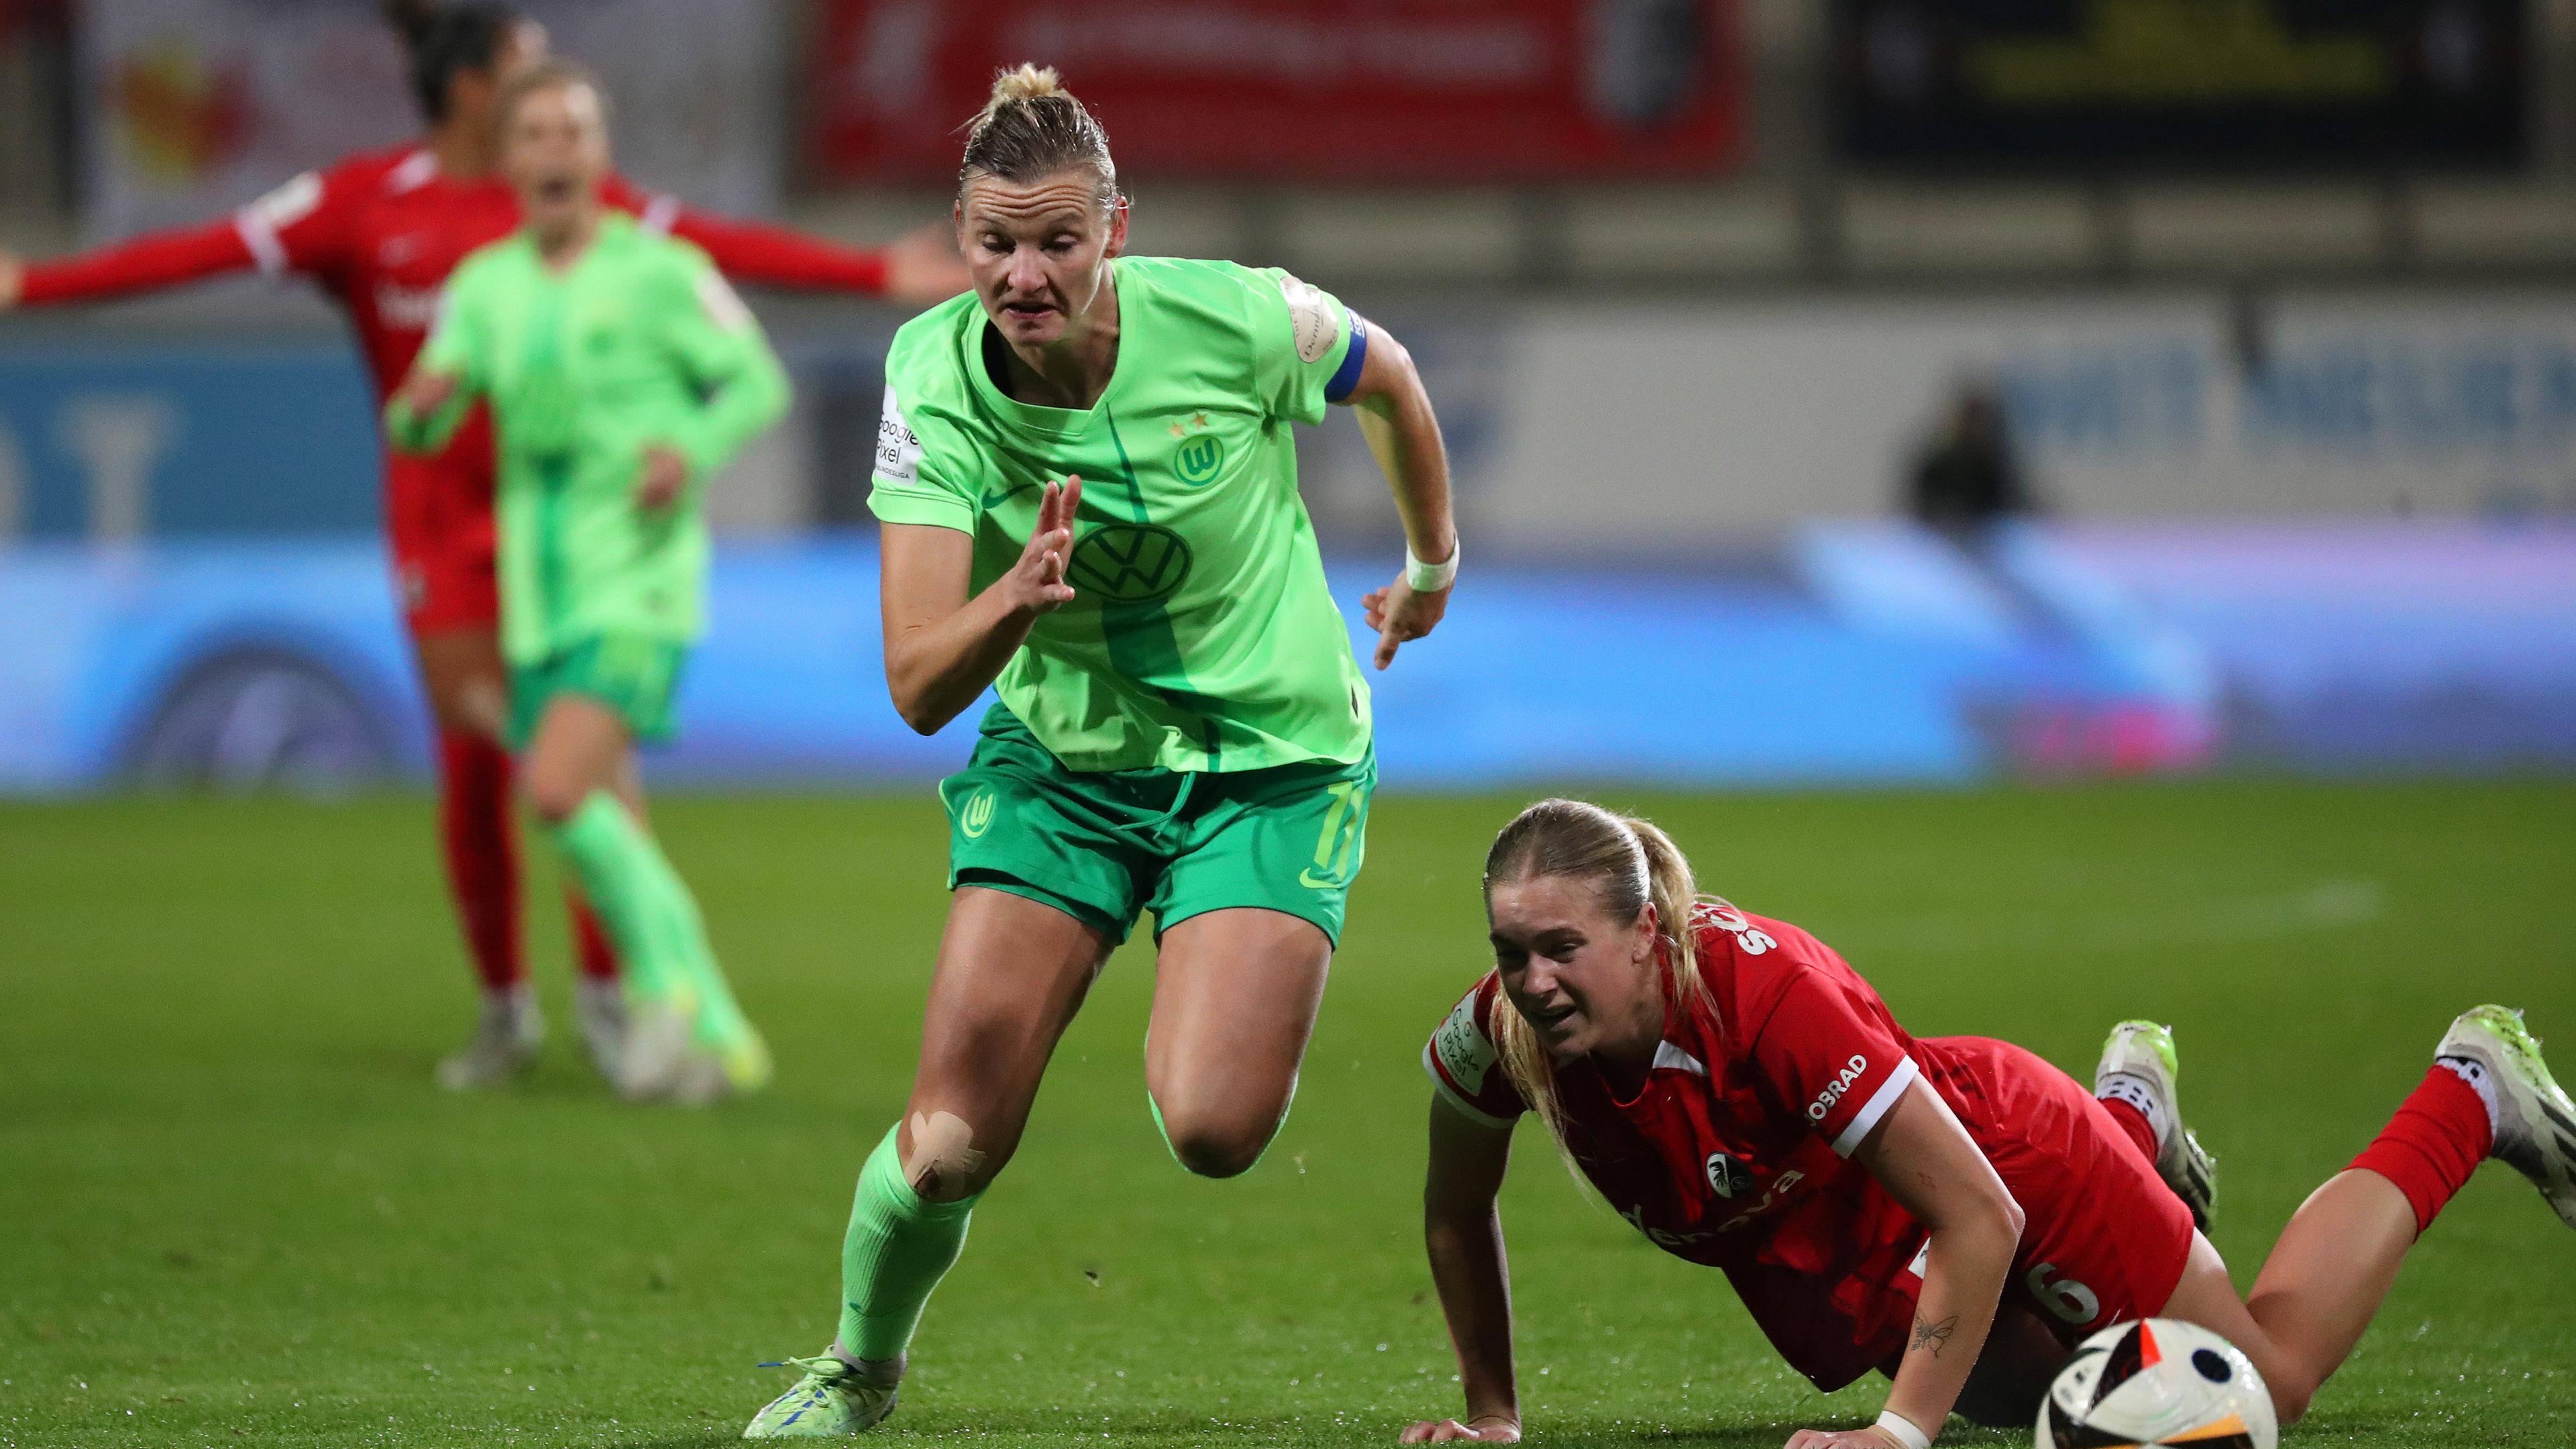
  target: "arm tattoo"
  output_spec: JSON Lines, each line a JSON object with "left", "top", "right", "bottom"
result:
{"left": 1910, "top": 1313, "right": 1958, "bottom": 1356}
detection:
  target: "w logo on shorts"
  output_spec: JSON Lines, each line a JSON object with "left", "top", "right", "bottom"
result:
{"left": 958, "top": 787, "right": 997, "bottom": 839}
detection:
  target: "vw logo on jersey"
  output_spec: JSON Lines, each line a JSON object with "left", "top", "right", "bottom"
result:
{"left": 1704, "top": 1151, "right": 1754, "bottom": 1199}
{"left": 1173, "top": 432, "right": 1226, "bottom": 485}
{"left": 1067, "top": 523, "right": 1194, "bottom": 604}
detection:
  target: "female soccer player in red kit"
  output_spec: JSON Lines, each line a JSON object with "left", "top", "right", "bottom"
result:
{"left": 0, "top": 1, "right": 965, "bottom": 1089}
{"left": 1405, "top": 799, "right": 2575, "bottom": 1446}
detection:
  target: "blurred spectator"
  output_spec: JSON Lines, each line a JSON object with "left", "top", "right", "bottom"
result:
{"left": 0, "top": 0, "right": 74, "bottom": 215}
{"left": 1907, "top": 385, "right": 2037, "bottom": 537}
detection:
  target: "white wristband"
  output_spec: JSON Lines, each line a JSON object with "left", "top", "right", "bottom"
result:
{"left": 1874, "top": 1409, "right": 1932, "bottom": 1449}
{"left": 1404, "top": 537, "right": 1458, "bottom": 592}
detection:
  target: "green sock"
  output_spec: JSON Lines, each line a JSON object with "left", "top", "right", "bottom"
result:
{"left": 838, "top": 1126, "right": 978, "bottom": 1362}
{"left": 550, "top": 792, "right": 703, "bottom": 1006}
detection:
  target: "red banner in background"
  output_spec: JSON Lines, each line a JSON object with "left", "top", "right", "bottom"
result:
{"left": 803, "top": 0, "right": 1746, "bottom": 184}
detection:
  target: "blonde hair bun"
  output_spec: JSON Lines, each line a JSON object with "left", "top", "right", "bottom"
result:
{"left": 959, "top": 64, "right": 1117, "bottom": 206}
{"left": 985, "top": 63, "right": 1065, "bottom": 113}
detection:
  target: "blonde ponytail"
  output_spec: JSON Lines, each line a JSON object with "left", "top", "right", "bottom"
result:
{"left": 1481, "top": 800, "right": 1719, "bottom": 1176}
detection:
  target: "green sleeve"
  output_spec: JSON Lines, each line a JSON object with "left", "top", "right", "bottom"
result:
{"left": 385, "top": 275, "right": 484, "bottom": 453}
{"left": 1242, "top": 264, "right": 1356, "bottom": 427}
{"left": 656, "top": 251, "right": 791, "bottom": 484}
{"left": 865, "top": 352, "right": 975, "bottom": 535}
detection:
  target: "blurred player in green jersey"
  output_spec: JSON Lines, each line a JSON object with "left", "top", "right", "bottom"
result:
{"left": 744, "top": 65, "right": 1460, "bottom": 1436}
{"left": 387, "top": 62, "right": 788, "bottom": 1103}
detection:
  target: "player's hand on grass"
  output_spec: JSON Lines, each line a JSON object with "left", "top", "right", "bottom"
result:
{"left": 635, "top": 443, "right": 691, "bottom": 512}
{"left": 0, "top": 250, "right": 22, "bottom": 309}
{"left": 1362, "top": 572, "right": 1450, "bottom": 671}
{"left": 1399, "top": 1415, "right": 1519, "bottom": 1443}
{"left": 885, "top": 221, "right": 971, "bottom": 305}
{"left": 1000, "top": 476, "right": 1082, "bottom": 616}
{"left": 1782, "top": 1425, "right": 1908, "bottom": 1449}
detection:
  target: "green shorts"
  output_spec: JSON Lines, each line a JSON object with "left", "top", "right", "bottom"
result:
{"left": 507, "top": 635, "right": 689, "bottom": 750}
{"left": 941, "top": 706, "right": 1375, "bottom": 947}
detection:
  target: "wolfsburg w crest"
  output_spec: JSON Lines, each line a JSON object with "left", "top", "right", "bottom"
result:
{"left": 1174, "top": 432, "right": 1225, "bottom": 484}
{"left": 1067, "top": 523, "right": 1193, "bottom": 604}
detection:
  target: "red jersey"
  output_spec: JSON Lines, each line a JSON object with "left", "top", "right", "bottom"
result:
{"left": 22, "top": 146, "right": 896, "bottom": 633}
{"left": 19, "top": 144, "right": 891, "bottom": 402}
{"left": 1426, "top": 902, "right": 2195, "bottom": 1392}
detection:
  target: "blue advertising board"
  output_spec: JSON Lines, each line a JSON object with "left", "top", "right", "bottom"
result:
{"left": 3, "top": 523, "right": 2567, "bottom": 794}
{"left": 0, "top": 337, "right": 386, "bottom": 538}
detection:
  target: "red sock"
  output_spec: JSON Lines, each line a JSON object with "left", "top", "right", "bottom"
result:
{"left": 568, "top": 890, "right": 621, "bottom": 981}
{"left": 2350, "top": 1065, "right": 2494, "bottom": 1236}
{"left": 436, "top": 730, "right": 523, "bottom": 992}
{"left": 2099, "top": 1096, "right": 2161, "bottom": 1164}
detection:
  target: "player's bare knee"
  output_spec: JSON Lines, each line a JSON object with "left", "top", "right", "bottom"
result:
{"left": 1169, "top": 1127, "right": 1266, "bottom": 1179}
{"left": 2266, "top": 1372, "right": 2315, "bottom": 1428}
{"left": 1155, "top": 1101, "right": 1281, "bottom": 1179}
{"left": 527, "top": 768, "right": 586, "bottom": 826}
{"left": 2231, "top": 1340, "right": 2316, "bottom": 1427}
{"left": 901, "top": 1109, "right": 994, "bottom": 1201}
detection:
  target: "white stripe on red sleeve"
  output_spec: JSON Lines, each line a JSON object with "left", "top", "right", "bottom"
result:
{"left": 1829, "top": 1055, "right": 1921, "bottom": 1158}
{"left": 233, "top": 213, "right": 287, "bottom": 277}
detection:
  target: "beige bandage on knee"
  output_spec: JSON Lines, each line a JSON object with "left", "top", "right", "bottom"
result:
{"left": 904, "top": 1110, "right": 989, "bottom": 1200}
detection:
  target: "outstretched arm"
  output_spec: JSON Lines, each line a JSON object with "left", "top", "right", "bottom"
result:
{"left": 879, "top": 478, "right": 1081, "bottom": 735}
{"left": 638, "top": 187, "right": 967, "bottom": 306}
{"left": 5, "top": 167, "right": 351, "bottom": 310}
{"left": 1345, "top": 321, "right": 1456, "bottom": 671}
{"left": 0, "top": 219, "right": 259, "bottom": 309}
{"left": 1402, "top": 1093, "right": 1521, "bottom": 1444}
{"left": 1785, "top": 1081, "right": 2025, "bottom": 1449}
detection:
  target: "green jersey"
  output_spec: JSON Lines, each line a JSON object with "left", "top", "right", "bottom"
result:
{"left": 388, "top": 212, "right": 790, "bottom": 663}
{"left": 871, "top": 256, "right": 1371, "bottom": 773}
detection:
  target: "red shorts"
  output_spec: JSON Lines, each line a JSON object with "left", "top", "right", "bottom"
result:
{"left": 384, "top": 407, "right": 500, "bottom": 636}
{"left": 1899, "top": 1037, "right": 2196, "bottom": 1351}
{"left": 1728, "top": 1036, "right": 2197, "bottom": 1392}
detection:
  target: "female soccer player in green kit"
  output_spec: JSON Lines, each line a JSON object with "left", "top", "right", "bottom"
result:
{"left": 743, "top": 66, "right": 1460, "bottom": 1436}
{"left": 386, "top": 62, "right": 789, "bottom": 1103}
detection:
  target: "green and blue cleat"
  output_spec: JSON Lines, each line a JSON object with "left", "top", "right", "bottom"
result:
{"left": 743, "top": 1351, "right": 901, "bottom": 1438}
{"left": 2436, "top": 1005, "right": 2576, "bottom": 1231}
{"left": 2094, "top": 1020, "right": 2219, "bottom": 1231}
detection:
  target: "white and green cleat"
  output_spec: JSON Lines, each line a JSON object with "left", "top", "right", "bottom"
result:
{"left": 743, "top": 1351, "right": 900, "bottom": 1438}
{"left": 614, "top": 993, "right": 700, "bottom": 1102}
{"left": 2436, "top": 1005, "right": 2576, "bottom": 1231}
{"left": 2094, "top": 1020, "right": 2219, "bottom": 1230}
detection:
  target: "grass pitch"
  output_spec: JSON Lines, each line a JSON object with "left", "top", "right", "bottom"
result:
{"left": 2, "top": 781, "right": 2571, "bottom": 1448}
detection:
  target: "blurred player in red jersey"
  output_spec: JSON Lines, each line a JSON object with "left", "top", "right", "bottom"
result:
{"left": 1403, "top": 799, "right": 2576, "bottom": 1447}
{"left": 0, "top": 1, "right": 966, "bottom": 1090}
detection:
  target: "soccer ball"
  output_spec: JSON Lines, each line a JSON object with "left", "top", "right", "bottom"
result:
{"left": 2035, "top": 1318, "right": 2277, "bottom": 1449}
